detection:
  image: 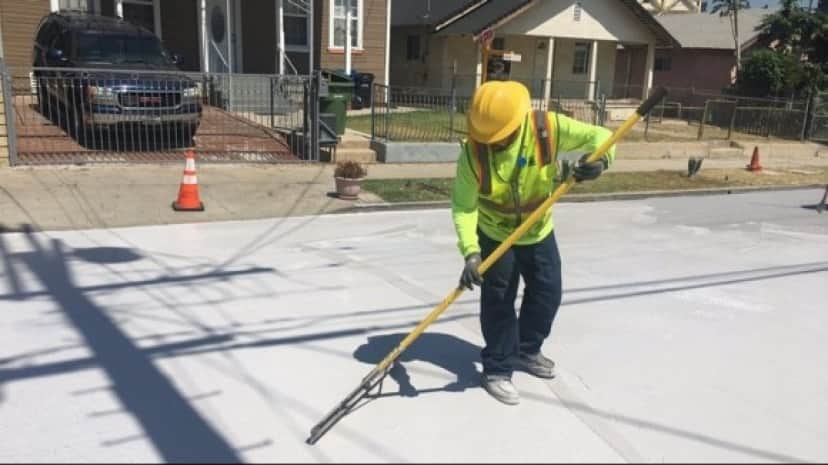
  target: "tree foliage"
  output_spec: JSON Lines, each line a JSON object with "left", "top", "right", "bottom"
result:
{"left": 737, "top": 0, "right": 828, "bottom": 97}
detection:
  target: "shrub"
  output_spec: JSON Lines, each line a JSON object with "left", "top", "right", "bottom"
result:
{"left": 334, "top": 160, "right": 367, "bottom": 179}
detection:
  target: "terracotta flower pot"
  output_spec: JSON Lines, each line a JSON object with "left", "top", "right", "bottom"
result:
{"left": 335, "top": 176, "right": 364, "bottom": 200}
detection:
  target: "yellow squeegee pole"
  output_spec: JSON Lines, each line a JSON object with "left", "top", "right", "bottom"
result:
{"left": 307, "top": 87, "right": 668, "bottom": 446}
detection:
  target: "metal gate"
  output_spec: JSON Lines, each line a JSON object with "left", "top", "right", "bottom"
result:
{"left": 809, "top": 92, "right": 828, "bottom": 143}
{"left": 1, "top": 65, "right": 322, "bottom": 166}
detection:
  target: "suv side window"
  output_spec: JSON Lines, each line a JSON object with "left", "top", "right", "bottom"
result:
{"left": 36, "top": 22, "right": 55, "bottom": 48}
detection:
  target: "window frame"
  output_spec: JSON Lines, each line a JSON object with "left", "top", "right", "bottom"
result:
{"left": 328, "top": 0, "right": 363, "bottom": 50}
{"left": 572, "top": 42, "right": 590, "bottom": 75}
{"left": 654, "top": 55, "right": 672, "bottom": 72}
{"left": 406, "top": 34, "right": 420, "bottom": 61}
{"left": 284, "top": 3, "right": 310, "bottom": 52}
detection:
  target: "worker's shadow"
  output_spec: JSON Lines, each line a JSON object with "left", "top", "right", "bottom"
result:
{"left": 353, "top": 333, "right": 481, "bottom": 398}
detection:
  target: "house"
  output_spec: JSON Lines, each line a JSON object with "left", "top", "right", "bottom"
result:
{"left": 640, "top": 0, "right": 702, "bottom": 15}
{"left": 389, "top": 0, "right": 678, "bottom": 102}
{"left": 0, "top": 0, "right": 391, "bottom": 84}
{"left": 640, "top": 9, "right": 771, "bottom": 94}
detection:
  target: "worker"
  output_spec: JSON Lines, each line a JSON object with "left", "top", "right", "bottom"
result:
{"left": 451, "top": 80, "right": 616, "bottom": 405}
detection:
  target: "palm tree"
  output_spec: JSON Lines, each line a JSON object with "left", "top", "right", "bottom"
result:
{"left": 710, "top": 0, "right": 751, "bottom": 73}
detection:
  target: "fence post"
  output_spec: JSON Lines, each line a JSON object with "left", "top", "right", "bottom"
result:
{"left": 269, "top": 77, "right": 275, "bottom": 129}
{"left": 765, "top": 104, "right": 772, "bottom": 139}
{"left": 727, "top": 100, "right": 737, "bottom": 140}
{"left": 370, "top": 83, "right": 376, "bottom": 141}
{"left": 599, "top": 93, "right": 606, "bottom": 126}
{"left": 312, "top": 70, "right": 321, "bottom": 162}
{"left": 800, "top": 92, "right": 812, "bottom": 142}
{"left": 0, "top": 63, "right": 17, "bottom": 167}
{"left": 449, "top": 68, "right": 457, "bottom": 137}
{"left": 698, "top": 100, "right": 708, "bottom": 140}
{"left": 385, "top": 86, "right": 391, "bottom": 141}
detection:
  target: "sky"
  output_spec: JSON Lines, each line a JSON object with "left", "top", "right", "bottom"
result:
{"left": 748, "top": 0, "right": 815, "bottom": 9}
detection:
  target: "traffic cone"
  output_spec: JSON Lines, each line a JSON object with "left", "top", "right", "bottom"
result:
{"left": 172, "top": 150, "right": 205, "bottom": 211}
{"left": 747, "top": 146, "right": 763, "bottom": 172}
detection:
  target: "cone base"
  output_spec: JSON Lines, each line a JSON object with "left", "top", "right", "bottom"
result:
{"left": 172, "top": 201, "right": 205, "bottom": 212}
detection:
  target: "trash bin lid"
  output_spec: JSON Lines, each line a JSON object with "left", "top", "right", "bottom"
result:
{"left": 322, "top": 69, "right": 353, "bottom": 83}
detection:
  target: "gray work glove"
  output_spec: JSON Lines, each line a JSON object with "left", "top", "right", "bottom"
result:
{"left": 459, "top": 252, "right": 483, "bottom": 290}
{"left": 573, "top": 154, "right": 609, "bottom": 182}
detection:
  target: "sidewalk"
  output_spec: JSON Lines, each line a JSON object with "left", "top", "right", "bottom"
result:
{"left": 1, "top": 151, "right": 826, "bottom": 232}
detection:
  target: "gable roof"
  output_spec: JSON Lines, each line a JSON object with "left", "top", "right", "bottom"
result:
{"left": 655, "top": 9, "right": 771, "bottom": 50}
{"left": 391, "top": 0, "right": 480, "bottom": 27}
{"left": 434, "top": 0, "right": 678, "bottom": 47}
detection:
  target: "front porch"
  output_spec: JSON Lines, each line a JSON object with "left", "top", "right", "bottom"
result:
{"left": 54, "top": 0, "right": 312, "bottom": 75}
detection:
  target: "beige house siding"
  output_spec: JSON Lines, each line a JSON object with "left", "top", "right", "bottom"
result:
{"left": 319, "top": 0, "right": 388, "bottom": 84}
{"left": 547, "top": 39, "right": 617, "bottom": 97}
{"left": 499, "top": 0, "right": 656, "bottom": 44}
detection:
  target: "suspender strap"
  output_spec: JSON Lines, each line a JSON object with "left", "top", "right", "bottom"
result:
{"left": 532, "top": 110, "right": 556, "bottom": 167}
{"left": 470, "top": 141, "right": 492, "bottom": 195}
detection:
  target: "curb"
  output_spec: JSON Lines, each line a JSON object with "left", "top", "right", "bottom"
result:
{"left": 334, "top": 184, "right": 827, "bottom": 214}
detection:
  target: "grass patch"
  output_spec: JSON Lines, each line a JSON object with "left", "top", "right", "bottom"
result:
{"left": 362, "top": 167, "right": 828, "bottom": 203}
{"left": 347, "top": 110, "right": 468, "bottom": 142}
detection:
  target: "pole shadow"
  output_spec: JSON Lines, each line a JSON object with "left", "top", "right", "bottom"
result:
{"left": 2, "top": 231, "right": 243, "bottom": 463}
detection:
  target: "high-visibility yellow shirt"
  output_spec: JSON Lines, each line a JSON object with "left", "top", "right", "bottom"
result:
{"left": 451, "top": 111, "right": 616, "bottom": 257}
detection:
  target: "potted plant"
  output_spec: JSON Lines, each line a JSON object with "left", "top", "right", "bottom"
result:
{"left": 334, "top": 160, "right": 367, "bottom": 200}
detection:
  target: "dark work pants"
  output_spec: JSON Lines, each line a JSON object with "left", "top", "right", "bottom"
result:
{"left": 478, "top": 229, "right": 563, "bottom": 377}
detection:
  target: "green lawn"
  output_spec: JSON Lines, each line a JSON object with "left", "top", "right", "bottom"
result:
{"left": 361, "top": 168, "right": 828, "bottom": 203}
{"left": 348, "top": 110, "right": 468, "bottom": 142}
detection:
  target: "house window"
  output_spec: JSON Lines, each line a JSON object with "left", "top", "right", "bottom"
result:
{"left": 330, "top": 0, "right": 363, "bottom": 49}
{"left": 116, "top": 0, "right": 159, "bottom": 36}
{"left": 58, "top": 0, "right": 92, "bottom": 12}
{"left": 655, "top": 56, "right": 672, "bottom": 72}
{"left": 285, "top": 2, "right": 309, "bottom": 50}
{"left": 492, "top": 37, "right": 505, "bottom": 51}
{"left": 573, "top": 42, "right": 590, "bottom": 74}
{"left": 406, "top": 35, "right": 421, "bottom": 61}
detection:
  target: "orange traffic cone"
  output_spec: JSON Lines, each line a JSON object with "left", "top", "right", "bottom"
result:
{"left": 172, "top": 150, "right": 205, "bottom": 211}
{"left": 747, "top": 146, "right": 763, "bottom": 172}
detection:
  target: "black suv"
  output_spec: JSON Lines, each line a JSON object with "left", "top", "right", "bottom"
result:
{"left": 32, "top": 12, "right": 202, "bottom": 145}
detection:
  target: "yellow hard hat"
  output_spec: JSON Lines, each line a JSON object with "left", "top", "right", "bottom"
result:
{"left": 467, "top": 80, "right": 531, "bottom": 144}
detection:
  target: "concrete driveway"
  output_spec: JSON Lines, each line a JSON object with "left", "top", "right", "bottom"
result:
{"left": 0, "top": 189, "right": 826, "bottom": 462}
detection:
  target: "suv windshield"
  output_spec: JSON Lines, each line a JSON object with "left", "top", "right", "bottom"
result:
{"left": 75, "top": 32, "right": 171, "bottom": 65}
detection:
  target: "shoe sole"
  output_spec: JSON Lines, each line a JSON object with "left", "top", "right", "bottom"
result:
{"left": 482, "top": 384, "right": 520, "bottom": 405}
{"left": 515, "top": 361, "right": 556, "bottom": 379}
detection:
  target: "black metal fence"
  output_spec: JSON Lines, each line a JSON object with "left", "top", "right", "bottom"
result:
{"left": 643, "top": 87, "right": 814, "bottom": 141}
{"left": 368, "top": 83, "right": 604, "bottom": 143}
{"left": 2, "top": 65, "right": 321, "bottom": 165}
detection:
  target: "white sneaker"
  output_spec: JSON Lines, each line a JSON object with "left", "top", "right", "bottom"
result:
{"left": 481, "top": 374, "right": 520, "bottom": 405}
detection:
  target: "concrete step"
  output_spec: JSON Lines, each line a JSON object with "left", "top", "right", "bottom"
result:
{"left": 338, "top": 136, "right": 372, "bottom": 150}
{"left": 334, "top": 147, "right": 377, "bottom": 163}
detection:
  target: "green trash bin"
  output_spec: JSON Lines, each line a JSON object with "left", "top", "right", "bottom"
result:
{"left": 320, "top": 70, "right": 353, "bottom": 135}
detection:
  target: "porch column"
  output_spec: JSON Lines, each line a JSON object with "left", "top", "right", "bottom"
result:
{"left": 588, "top": 40, "right": 598, "bottom": 101}
{"left": 643, "top": 41, "right": 655, "bottom": 99}
{"left": 200, "top": 0, "right": 209, "bottom": 72}
{"left": 276, "top": 0, "right": 285, "bottom": 74}
{"left": 542, "top": 37, "right": 555, "bottom": 109}
{"left": 475, "top": 48, "right": 483, "bottom": 88}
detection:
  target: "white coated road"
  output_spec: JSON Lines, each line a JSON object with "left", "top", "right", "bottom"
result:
{"left": 1, "top": 189, "right": 826, "bottom": 463}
